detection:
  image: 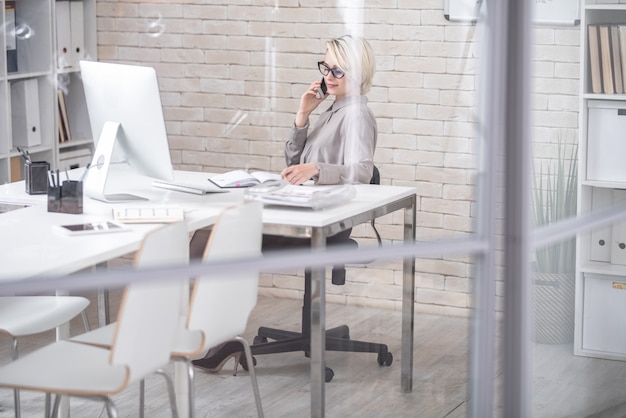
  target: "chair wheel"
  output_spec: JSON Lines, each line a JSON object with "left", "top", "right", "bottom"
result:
{"left": 377, "top": 352, "right": 393, "bottom": 366}
{"left": 325, "top": 367, "right": 334, "bottom": 382}
{"left": 253, "top": 336, "right": 268, "bottom": 345}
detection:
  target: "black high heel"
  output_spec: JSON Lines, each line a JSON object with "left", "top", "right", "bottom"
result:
{"left": 192, "top": 341, "right": 256, "bottom": 376}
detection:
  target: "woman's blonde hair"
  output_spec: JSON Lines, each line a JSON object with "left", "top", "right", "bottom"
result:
{"left": 326, "top": 35, "right": 376, "bottom": 95}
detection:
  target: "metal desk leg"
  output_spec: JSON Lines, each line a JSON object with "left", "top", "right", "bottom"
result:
{"left": 175, "top": 280, "right": 192, "bottom": 417}
{"left": 55, "top": 290, "right": 71, "bottom": 418}
{"left": 55, "top": 290, "right": 71, "bottom": 341}
{"left": 96, "top": 261, "right": 110, "bottom": 327}
{"left": 310, "top": 228, "right": 326, "bottom": 418}
{"left": 401, "top": 196, "right": 416, "bottom": 392}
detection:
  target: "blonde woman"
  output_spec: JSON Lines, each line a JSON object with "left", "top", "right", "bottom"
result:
{"left": 192, "top": 35, "right": 377, "bottom": 373}
{"left": 281, "top": 35, "right": 377, "bottom": 185}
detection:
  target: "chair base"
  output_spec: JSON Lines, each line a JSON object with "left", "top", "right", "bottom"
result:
{"left": 249, "top": 271, "right": 393, "bottom": 382}
{"left": 252, "top": 324, "right": 390, "bottom": 355}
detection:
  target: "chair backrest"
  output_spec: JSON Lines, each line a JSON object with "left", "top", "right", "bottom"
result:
{"left": 187, "top": 201, "right": 263, "bottom": 350}
{"left": 370, "top": 165, "right": 380, "bottom": 185}
{"left": 110, "top": 221, "right": 189, "bottom": 382}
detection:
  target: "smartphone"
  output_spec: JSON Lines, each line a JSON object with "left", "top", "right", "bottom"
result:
{"left": 316, "top": 78, "right": 327, "bottom": 99}
{"left": 55, "top": 220, "right": 128, "bottom": 235}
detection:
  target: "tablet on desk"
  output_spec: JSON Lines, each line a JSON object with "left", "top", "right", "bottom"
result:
{"left": 54, "top": 221, "right": 128, "bottom": 236}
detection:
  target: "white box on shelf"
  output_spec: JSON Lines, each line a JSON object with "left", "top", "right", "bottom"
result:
{"left": 58, "top": 155, "right": 92, "bottom": 171}
{"left": 582, "top": 273, "right": 626, "bottom": 356}
{"left": 58, "top": 146, "right": 92, "bottom": 170}
{"left": 11, "top": 79, "right": 42, "bottom": 147}
{"left": 587, "top": 100, "right": 626, "bottom": 183}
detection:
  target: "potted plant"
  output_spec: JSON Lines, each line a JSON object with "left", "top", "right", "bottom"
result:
{"left": 531, "top": 136, "right": 578, "bottom": 344}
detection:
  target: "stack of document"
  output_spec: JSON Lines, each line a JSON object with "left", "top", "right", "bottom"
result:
{"left": 244, "top": 183, "right": 356, "bottom": 210}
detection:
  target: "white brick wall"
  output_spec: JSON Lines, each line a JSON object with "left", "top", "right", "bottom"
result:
{"left": 96, "top": 1, "right": 580, "bottom": 317}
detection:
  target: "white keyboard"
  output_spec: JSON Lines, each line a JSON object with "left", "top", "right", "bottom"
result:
{"left": 152, "top": 179, "right": 227, "bottom": 195}
{"left": 113, "top": 206, "right": 185, "bottom": 224}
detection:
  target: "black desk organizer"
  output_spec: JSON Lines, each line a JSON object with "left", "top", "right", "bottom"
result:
{"left": 25, "top": 160, "right": 50, "bottom": 195}
{"left": 48, "top": 180, "right": 83, "bottom": 214}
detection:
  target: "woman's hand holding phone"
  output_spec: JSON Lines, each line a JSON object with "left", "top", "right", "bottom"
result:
{"left": 295, "top": 79, "right": 328, "bottom": 127}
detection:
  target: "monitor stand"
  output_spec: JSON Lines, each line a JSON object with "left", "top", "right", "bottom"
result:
{"left": 83, "top": 121, "right": 148, "bottom": 203}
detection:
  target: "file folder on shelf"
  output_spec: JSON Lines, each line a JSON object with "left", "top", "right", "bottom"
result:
{"left": 11, "top": 79, "right": 42, "bottom": 147}
{"left": 69, "top": 1, "right": 84, "bottom": 67}
{"left": 5, "top": 0, "right": 17, "bottom": 73}
{"left": 56, "top": 0, "right": 71, "bottom": 69}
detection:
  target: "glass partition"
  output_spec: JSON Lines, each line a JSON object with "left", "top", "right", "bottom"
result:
{"left": 5, "top": 1, "right": 626, "bottom": 417}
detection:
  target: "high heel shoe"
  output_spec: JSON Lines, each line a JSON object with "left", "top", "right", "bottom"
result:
{"left": 192, "top": 341, "right": 256, "bottom": 376}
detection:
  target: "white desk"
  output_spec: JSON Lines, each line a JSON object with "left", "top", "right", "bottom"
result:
{"left": 152, "top": 171, "right": 418, "bottom": 417}
{"left": 253, "top": 178, "right": 417, "bottom": 416}
{"left": 0, "top": 170, "right": 235, "bottom": 281}
{"left": 0, "top": 169, "right": 235, "bottom": 418}
{"left": 0, "top": 169, "right": 417, "bottom": 417}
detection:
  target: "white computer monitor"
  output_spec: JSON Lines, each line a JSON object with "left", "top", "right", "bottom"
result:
{"left": 80, "top": 60, "right": 175, "bottom": 202}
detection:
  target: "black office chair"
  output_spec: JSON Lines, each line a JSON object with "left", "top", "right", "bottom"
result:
{"left": 250, "top": 166, "right": 392, "bottom": 382}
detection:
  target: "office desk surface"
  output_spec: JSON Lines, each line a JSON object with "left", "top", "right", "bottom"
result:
{"left": 0, "top": 169, "right": 416, "bottom": 280}
{"left": 174, "top": 170, "right": 416, "bottom": 237}
{"left": 0, "top": 170, "right": 231, "bottom": 281}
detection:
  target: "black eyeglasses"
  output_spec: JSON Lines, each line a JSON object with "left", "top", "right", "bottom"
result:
{"left": 318, "top": 61, "right": 345, "bottom": 79}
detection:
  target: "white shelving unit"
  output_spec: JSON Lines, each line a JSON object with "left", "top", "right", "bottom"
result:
{"left": 576, "top": 1, "right": 626, "bottom": 361}
{"left": 0, "top": 0, "right": 95, "bottom": 185}
{"left": 56, "top": 0, "right": 97, "bottom": 172}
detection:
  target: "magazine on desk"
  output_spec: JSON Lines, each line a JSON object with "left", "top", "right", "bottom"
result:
{"left": 209, "top": 170, "right": 281, "bottom": 188}
{"left": 244, "top": 182, "right": 356, "bottom": 210}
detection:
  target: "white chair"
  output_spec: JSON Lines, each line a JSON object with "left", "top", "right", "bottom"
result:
{"left": 178, "top": 200, "right": 264, "bottom": 417}
{"left": 0, "top": 295, "right": 90, "bottom": 418}
{"left": 73, "top": 201, "right": 265, "bottom": 418}
{"left": 0, "top": 221, "right": 189, "bottom": 417}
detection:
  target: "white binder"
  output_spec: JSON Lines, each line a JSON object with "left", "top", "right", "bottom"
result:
{"left": 590, "top": 188, "right": 613, "bottom": 263}
{"left": 56, "top": 0, "right": 71, "bottom": 69}
{"left": 70, "top": 1, "right": 85, "bottom": 67}
{"left": 11, "top": 79, "right": 42, "bottom": 147}
{"left": 611, "top": 190, "right": 626, "bottom": 266}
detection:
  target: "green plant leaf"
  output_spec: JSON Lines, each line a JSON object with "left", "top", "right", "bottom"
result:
{"left": 532, "top": 135, "right": 578, "bottom": 274}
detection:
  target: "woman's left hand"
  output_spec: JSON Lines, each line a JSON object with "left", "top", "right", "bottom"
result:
{"left": 281, "top": 163, "right": 319, "bottom": 185}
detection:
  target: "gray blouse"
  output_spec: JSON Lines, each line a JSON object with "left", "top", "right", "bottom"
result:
{"left": 284, "top": 96, "right": 377, "bottom": 185}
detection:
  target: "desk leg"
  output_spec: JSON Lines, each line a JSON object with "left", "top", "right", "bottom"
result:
{"left": 310, "top": 228, "right": 326, "bottom": 418}
{"left": 97, "top": 289, "right": 110, "bottom": 328}
{"left": 176, "top": 280, "right": 191, "bottom": 417}
{"left": 401, "top": 196, "right": 416, "bottom": 392}
{"left": 55, "top": 290, "right": 71, "bottom": 341}
{"left": 95, "top": 262, "right": 110, "bottom": 327}
{"left": 55, "top": 290, "right": 71, "bottom": 418}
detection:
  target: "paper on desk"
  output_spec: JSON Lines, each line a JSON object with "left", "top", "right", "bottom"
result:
{"left": 244, "top": 183, "right": 356, "bottom": 210}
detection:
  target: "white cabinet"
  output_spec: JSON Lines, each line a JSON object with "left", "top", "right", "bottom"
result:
{"left": 581, "top": 273, "right": 626, "bottom": 356}
{"left": 586, "top": 101, "right": 626, "bottom": 183}
{"left": 576, "top": 1, "right": 626, "bottom": 361}
{"left": 0, "top": 0, "right": 95, "bottom": 184}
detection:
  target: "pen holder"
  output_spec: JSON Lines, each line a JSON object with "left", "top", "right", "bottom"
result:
{"left": 48, "top": 180, "right": 83, "bottom": 214}
{"left": 25, "top": 160, "right": 50, "bottom": 195}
